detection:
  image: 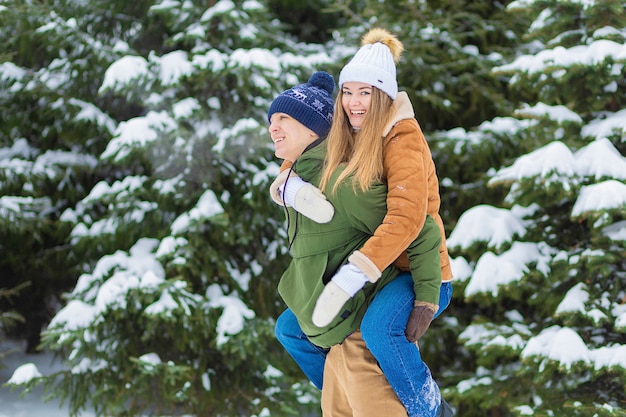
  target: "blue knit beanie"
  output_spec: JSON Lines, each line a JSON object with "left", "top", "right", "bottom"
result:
{"left": 268, "top": 71, "right": 335, "bottom": 138}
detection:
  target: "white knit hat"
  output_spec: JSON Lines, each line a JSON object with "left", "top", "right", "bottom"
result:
{"left": 339, "top": 28, "right": 404, "bottom": 100}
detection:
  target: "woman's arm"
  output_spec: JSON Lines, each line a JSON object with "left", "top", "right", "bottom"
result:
{"left": 350, "top": 119, "right": 431, "bottom": 280}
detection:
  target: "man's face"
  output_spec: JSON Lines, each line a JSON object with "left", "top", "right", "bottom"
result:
{"left": 268, "top": 112, "right": 319, "bottom": 161}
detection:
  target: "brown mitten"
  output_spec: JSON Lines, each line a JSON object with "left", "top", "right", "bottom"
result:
{"left": 405, "top": 303, "right": 436, "bottom": 342}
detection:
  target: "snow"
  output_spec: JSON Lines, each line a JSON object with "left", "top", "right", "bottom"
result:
{"left": 0, "top": 340, "right": 95, "bottom": 417}
{"left": 157, "top": 50, "right": 193, "bottom": 86}
{"left": 93, "top": 267, "right": 162, "bottom": 314}
{"left": 526, "top": 327, "right": 591, "bottom": 369}
{"left": 555, "top": 283, "right": 589, "bottom": 316}
{"left": 464, "top": 242, "right": 551, "bottom": 297}
{"left": 191, "top": 49, "right": 227, "bottom": 72}
{"left": 513, "top": 102, "right": 582, "bottom": 123}
{"left": 489, "top": 141, "right": 578, "bottom": 185}
{"left": 571, "top": 180, "right": 626, "bottom": 217}
{"left": 101, "top": 111, "right": 178, "bottom": 161}
{"left": 0, "top": 196, "right": 51, "bottom": 222}
{"left": 206, "top": 284, "right": 255, "bottom": 347}
{"left": 172, "top": 97, "right": 201, "bottom": 119}
{"left": 6, "top": 363, "right": 42, "bottom": 385}
{"left": 494, "top": 39, "right": 626, "bottom": 74}
{"left": 98, "top": 55, "right": 150, "bottom": 93}
{"left": 444, "top": 116, "right": 536, "bottom": 149}
{"left": 230, "top": 48, "right": 282, "bottom": 76}
{"left": 574, "top": 138, "right": 626, "bottom": 180}
{"left": 170, "top": 189, "right": 224, "bottom": 234}
{"left": 47, "top": 300, "right": 96, "bottom": 332}
{"left": 149, "top": 0, "right": 179, "bottom": 12}
{"left": 69, "top": 98, "right": 117, "bottom": 133}
{"left": 137, "top": 352, "right": 162, "bottom": 367}
{"left": 521, "top": 326, "right": 626, "bottom": 371}
{"left": 213, "top": 117, "right": 261, "bottom": 152}
{"left": 485, "top": 139, "right": 626, "bottom": 214}
{"left": 603, "top": 220, "right": 626, "bottom": 241}
{"left": 200, "top": 0, "right": 235, "bottom": 22}
{"left": 0, "top": 61, "right": 27, "bottom": 81}
{"left": 447, "top": 204, "right": 528, "bottom": 249}
{"left": 581, "top": 109, "right": 626, "bottom": 140}
{"left": 448, "top": 256, "right": 472, "bottom": 283}
{"left": 68, "top": 238, "right": 165, "bottom": 305}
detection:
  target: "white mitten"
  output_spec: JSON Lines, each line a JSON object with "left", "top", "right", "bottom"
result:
{"left": 276, "top": 175, "right": 334, "bottom": 224}
{"left": 312, "top": 263, "right": 370, "bottom": 327}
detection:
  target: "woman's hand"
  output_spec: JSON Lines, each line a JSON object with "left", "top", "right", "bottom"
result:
{"left": 269, "top": 171, "right": 334, "bottom": 223}
{"left": 312, "top": 263, "right": 369, "bottom": 327}
{"left": 405, "top": 302, "right": 437, "bottom": 342}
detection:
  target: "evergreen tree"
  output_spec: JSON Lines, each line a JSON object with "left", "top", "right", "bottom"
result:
{"left": 442, "top": 0, "right": 626, "bottom": 415}
{"left": 3, "top": 0, "right": 334, "bottom": 415}
{"left": 0, "top": 0, "right": 118, "bottom": 352}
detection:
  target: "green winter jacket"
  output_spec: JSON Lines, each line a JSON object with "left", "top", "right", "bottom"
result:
{"left": 277, "top": 140, "right": 442, "bottom": 348}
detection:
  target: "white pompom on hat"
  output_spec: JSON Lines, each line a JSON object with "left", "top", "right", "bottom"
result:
{"left": 339, "top": 28, "right": 404, "bottom": 99}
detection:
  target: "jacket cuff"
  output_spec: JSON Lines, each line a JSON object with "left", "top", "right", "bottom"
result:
{"left": 349, "top": 251, "right": 381, "bottom": 283}
{"left": 269, "top": 169, "right": 296, "bottom": 206}
{"left": 414, "top": 300, "right": 439, "bottom": 314}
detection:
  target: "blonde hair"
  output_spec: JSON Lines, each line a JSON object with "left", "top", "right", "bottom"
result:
{"left": 320, "top": 87, "right": 396, "bottom": 193}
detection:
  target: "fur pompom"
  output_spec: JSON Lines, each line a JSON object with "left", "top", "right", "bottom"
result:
{"left": 361, "top": 28, "right": 404, "bottom": 63}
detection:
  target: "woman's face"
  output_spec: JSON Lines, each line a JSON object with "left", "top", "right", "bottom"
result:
{"left": 268, "top": 112, "right": 318, "bottom": 162}
{"left": 341, "top": 82, "right": 373, "bottom": 129}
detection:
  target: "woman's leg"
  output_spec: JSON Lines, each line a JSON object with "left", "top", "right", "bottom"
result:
{"left": 361, "top": 273, "right": 442, "bottom": 417}
{"left": 434, "top": 281, "right": 453, "bottom": 319}
{"left": 274, "top": 308, "right": 328, "bottom": 390}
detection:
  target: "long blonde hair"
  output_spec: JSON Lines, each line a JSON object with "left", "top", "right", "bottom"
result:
{"left": 319, "top": 88, "right": 396, "bottom": 193}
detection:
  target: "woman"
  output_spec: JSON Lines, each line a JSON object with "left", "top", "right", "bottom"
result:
{"left": 272, "top": 29, "right": 454, "bottom": 417}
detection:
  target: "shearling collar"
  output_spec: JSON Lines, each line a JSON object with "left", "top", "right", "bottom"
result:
{"left": 383, "top": 91, "right": 415, "bottom": 136}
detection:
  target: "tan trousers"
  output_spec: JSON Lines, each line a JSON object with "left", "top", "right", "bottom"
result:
{"left": 321, "top": 330, "right": 408, "bottom": 417}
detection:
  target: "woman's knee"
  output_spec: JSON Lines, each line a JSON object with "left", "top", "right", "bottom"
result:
{"left": 434, "top": 281, "right": 453, "bottom": 319}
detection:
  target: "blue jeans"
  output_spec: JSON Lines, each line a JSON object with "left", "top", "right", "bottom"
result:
{"left": 274, "top": 273, "right": 453, "bottom": 416}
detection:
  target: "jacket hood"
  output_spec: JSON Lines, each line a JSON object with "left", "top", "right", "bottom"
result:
{"left": 383, "top": 91, "right": 415, "bottom": 136}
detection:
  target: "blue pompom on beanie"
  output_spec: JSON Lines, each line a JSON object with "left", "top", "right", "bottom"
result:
{"left": 268, "top": 71, "right": 335, "bottom": 138}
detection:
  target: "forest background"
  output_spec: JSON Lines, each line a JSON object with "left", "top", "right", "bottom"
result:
{"left": 1, "top": 0, "right": 625, "bottom": 416}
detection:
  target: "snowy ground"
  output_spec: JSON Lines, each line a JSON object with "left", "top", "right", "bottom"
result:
{"left": 1, "top": 339, "right": 95, "bottom": 417}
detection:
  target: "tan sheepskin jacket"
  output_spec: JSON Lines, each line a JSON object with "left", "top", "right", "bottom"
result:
{"left": 350, "top": 91, "right": 452, "bottom": 284}
{"left": 279, "top": 92, "right": 453, "bottom": 290}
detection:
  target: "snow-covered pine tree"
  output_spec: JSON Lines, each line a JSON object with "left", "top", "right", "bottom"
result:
{"left": 4, "top": 0, "right": 335, "bottom": 415}
{"left": 443, "top": 0, "right": 626, "bottom": 415}
{"left": 0, "top": 0, "right": 117, "bottom": 352}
